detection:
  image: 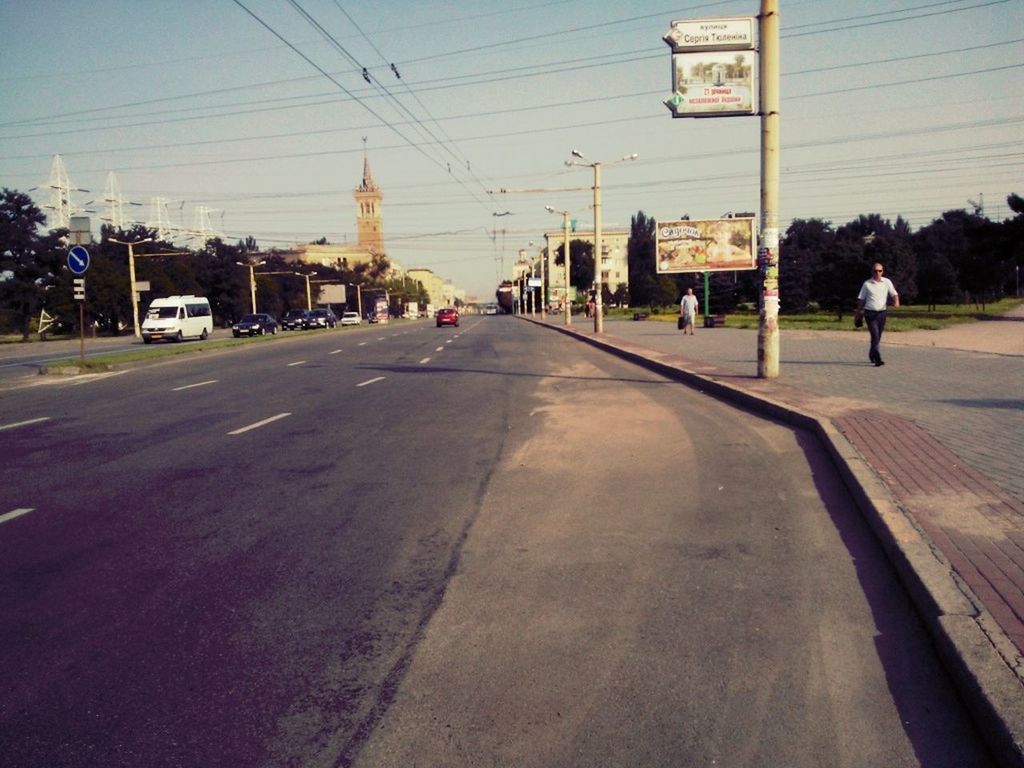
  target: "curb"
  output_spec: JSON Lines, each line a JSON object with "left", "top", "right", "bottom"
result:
{"left": 526, "top": 315, "right": 1024, "bottom": 767}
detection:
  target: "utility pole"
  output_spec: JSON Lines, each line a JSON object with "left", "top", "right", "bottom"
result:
{"left": 110, "top": 236, "right": 154, "bottom": 338}
{"left": 757, "top": 0, "right": 780, "bottom": 378}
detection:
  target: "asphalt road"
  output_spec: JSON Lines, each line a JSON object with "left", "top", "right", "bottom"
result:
{"left": 0, "top": 318, "right": 995, "bottom": 767}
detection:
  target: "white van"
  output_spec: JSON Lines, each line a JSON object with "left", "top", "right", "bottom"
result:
{"left": 141, "top": 295, "right": 213, "bottom": 343}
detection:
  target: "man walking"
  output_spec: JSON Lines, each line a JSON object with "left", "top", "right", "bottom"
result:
{"left": 855, "top": 262, "right": 899, "bottom": 366}
{"left": 679, "top": 287, "right": 698, "bottom": 336}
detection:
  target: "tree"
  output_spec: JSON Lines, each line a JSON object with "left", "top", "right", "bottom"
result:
{"left": 0, "top": 189, "right": 66, "bottom": 340}
{"left": 780, "top": 218, "right": 833, "bottom": 312}
{"left": 627, "top": 211, "right": 658, "bottom": 307}
{"left": 554, "top": 239, "right": 594, "bottom": 294}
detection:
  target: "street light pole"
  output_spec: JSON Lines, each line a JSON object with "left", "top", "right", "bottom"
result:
{"left": 566, "top": 150, "right": 637, "bottom": 334}
{"left": 546, "top": 206, "right": 572, "bottom": 325}
{"left": 109, "top": 236, "right": 154, "bottom": 338}
{"left": 236, "top": 260, "right": 266, "bottom": 313}
{"left": 296, "top": 272, "right": 318, "bottom": 310}
{"left": 757, "top": 0, "right": 781, "bottom": 378}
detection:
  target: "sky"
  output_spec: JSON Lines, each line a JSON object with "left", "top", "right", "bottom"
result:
{"left": 1, "top": 0, "right": 1021, "bottom": 300}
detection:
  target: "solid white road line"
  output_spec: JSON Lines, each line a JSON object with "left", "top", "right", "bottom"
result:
{"left": 357, "top": 376, "right": 385, "bottom": 387}
{"left": 0, "top": 417, "right": 50, "bottom": 432}
{"left": 287, "top": 360, "right": 306, "bottom": 367}
{"left": 0, "top": 508, "right": 34, "bottom": 525}
{"left": 227, "top": 413, "right": 292, "bottom": 435}
{"left": 419, "top": 357, "right": 431, "bottom": 364}
{"left": 172, "top": 379, "right": 218, "bottom": 391}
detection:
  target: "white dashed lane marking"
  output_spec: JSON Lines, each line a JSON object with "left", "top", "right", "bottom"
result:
{"left": 0, "top": 417, "right": 50, "bottom": 432}
{"left": 0, "top": 508, "right": 34, "bottom": 525}
{"left": 227, "top": 413, "right": 292, "bottom": 435}
{"left": 357, "top": 377, "right": 385, "bottom": 388}
{"left": 172, "top": 380, "right": 218, "bottom": 391}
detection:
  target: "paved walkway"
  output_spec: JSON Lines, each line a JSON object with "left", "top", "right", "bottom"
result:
{"left": 530, "top": 307, "right": 1024, "bottom": 765}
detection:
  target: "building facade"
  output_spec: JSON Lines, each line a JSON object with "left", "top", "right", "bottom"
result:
{"left": 542, "top": 228, "right": 629, "bottom": 305}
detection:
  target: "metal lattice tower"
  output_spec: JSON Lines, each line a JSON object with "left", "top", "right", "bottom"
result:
{"left": 191, "top": 205, "right": 222, "bottom": 242}
{"left": 102, "top": 172, "right": 126, "bottom": 231}
{"left": 147, "top": 197, "right": 177, "bottom": 242}
{"left": 44, "top": 154, "right": 74, "bottom": 230}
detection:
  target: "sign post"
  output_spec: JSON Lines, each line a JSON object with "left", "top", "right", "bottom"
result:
{"left": 68, "top": 248, "right": 90, "bottom": 362}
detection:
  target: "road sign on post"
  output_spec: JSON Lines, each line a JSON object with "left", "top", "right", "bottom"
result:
{"left": 67, "top": 246, "right": 90, "bottom": 275}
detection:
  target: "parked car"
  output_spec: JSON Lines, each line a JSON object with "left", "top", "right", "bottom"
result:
{"left": 340, "top": 311, "right": 361, "bottom": 326}
{"left": 281, "top": 309, "right": 311, "bottom": 330}
{"left": 436, "top": 307, "right": 459, "bottom": 327}
{"left": 232, "top": 312, "right": 278, "bottom": 337}
{"left": 306, "top": 308, "right": 337, "bottom": 329}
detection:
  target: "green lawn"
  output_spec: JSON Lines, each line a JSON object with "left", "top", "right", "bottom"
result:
{"left": 608, "top": 298, "right": 1023, "bottom": 332}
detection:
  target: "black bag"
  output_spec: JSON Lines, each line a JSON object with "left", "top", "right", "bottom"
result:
{"left": 854, "top": 314, "right": 863, "bottom": 328}
{"left": 677, "top": 316, "right": 685, "bottom": 330}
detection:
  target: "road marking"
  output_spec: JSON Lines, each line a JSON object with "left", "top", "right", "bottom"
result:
{"left": 358, "top": 342, "right": 368, "bottom": 347}
{"left": 330, "top": 349, "right": 343, "bottom": 355}
{"left": 420, "top": 357, "right": 431, "bottom": 364}
{"left": 172, "top": 379, "right": 218, "bottom": 391}
{"left": 227, "top": 413, "right": 291, "bottom": 435}
{"left": 67, "top": 370, "right": 129, "bottom": 386}
{"left": 377, "top": 337, "right": 386, "bottom": 341}
{"left": 357, "top": 376, "right": 385, "bottom": 387}
{"left": 445, "top": 339, "right": 453, "bottom": 344}
{"left": 287, "top": 360, "right": 306, "bottom": 367}
{"left": 0, "top": 417, "right": 50, "bottom": 432}
{"left": 435, "top": 346, "right": 444, "bottom": 352}
{"left": 0, "top": 508, "right": 34, "bottom": 525}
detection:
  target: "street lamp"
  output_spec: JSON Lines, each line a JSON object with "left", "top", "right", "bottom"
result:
{"left": 565, "top": 149, "right": 638, "bottom": 333}
{"left": 546, "top": 206, "right": 572, "bottom": 326}
{"left": 236, "top": 260, "right": 266, "bottom": 313}
{"left": 295, "top": 271, "right": 318, "bottom": 310}
{"left": 109, "top": 236, "right": 154, "bottom": 338}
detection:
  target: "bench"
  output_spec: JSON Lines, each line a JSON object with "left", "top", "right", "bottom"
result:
{"left": 703, "top": 314, "right": 727, "bottom": 328}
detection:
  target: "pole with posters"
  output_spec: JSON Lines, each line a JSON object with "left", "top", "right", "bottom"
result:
{"left": 757, "top": 0, "right": 780, "bottom": 378}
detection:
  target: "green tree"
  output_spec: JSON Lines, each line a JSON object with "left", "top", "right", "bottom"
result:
{"left": 554, "top": 238, "right": 594, "bottom": 294}
{"left": 780, "top": 218, "right": 833, "bottom": 312}
{"left": 627, "top": 211, "right": 658, "bottom": 307}
{"left": 0, "top": 189, "right": 67, "bottom": 339}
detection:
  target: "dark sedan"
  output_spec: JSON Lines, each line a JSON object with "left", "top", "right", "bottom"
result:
{"left": 281, "top": 309, "right": 311, "bottom": 330}
{"left": 232, "top": 313, "right": 278, "bottom": 337}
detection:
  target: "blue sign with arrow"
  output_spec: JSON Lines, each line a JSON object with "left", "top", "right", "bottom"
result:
{"left": 67, "top": 245, "right": 90, "bottom": 275}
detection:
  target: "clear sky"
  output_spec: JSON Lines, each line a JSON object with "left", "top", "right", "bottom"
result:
{"left": 1, "top": 1, "right": 1021, "bottom": 299}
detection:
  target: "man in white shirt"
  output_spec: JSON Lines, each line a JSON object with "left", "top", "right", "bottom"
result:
{"left": 679, "top": 287, "right": 699, "bottom": 335}
{"left": 855, "top": 262, "right": 899, "bottom": 366}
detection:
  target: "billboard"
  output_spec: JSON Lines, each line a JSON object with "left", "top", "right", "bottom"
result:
{"left": 656, "top": 218, "right": 757, "bottom": 273}
{"left": 666, "top": 51, "right": 756, "bottom": 117}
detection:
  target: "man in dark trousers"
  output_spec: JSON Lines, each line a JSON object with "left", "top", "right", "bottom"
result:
{"left": 854, "top": 262, "right": 899, "bottom": 366}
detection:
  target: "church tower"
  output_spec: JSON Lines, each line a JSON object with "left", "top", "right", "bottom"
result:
{"left": 354, "top": 154, "right": 384, "bottom": 254}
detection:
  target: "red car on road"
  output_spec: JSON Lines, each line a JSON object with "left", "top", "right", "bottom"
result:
{"left": 436, "top": 307, "right": 459, "bottom": 327}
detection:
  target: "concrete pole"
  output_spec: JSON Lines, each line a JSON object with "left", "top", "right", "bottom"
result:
{"left": 757, "top": 0, "right": 780, "bottom": 378}
{"left": 127, "top": 241, "right": 141, "bottom": 338}
{"left": 563, "top": 212, "right": 572, "bottom": 325}
{"left": 593, "top": 162, "right": 603, "bottom": 334}
{"left": 248, "top": 265, "right": 257, "bottom": 313}
{"left": 539, "top": 243, "right": 546, "bottom": 317}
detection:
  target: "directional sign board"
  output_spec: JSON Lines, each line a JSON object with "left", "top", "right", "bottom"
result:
{"left": 67, "top": 245, "right": 90, "bottom": 275}
{"left": 73, "top": 278, "right": 86, "bottom": 301}
{"left": 663, "top": 16, "right": 758, "bottom": 118}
